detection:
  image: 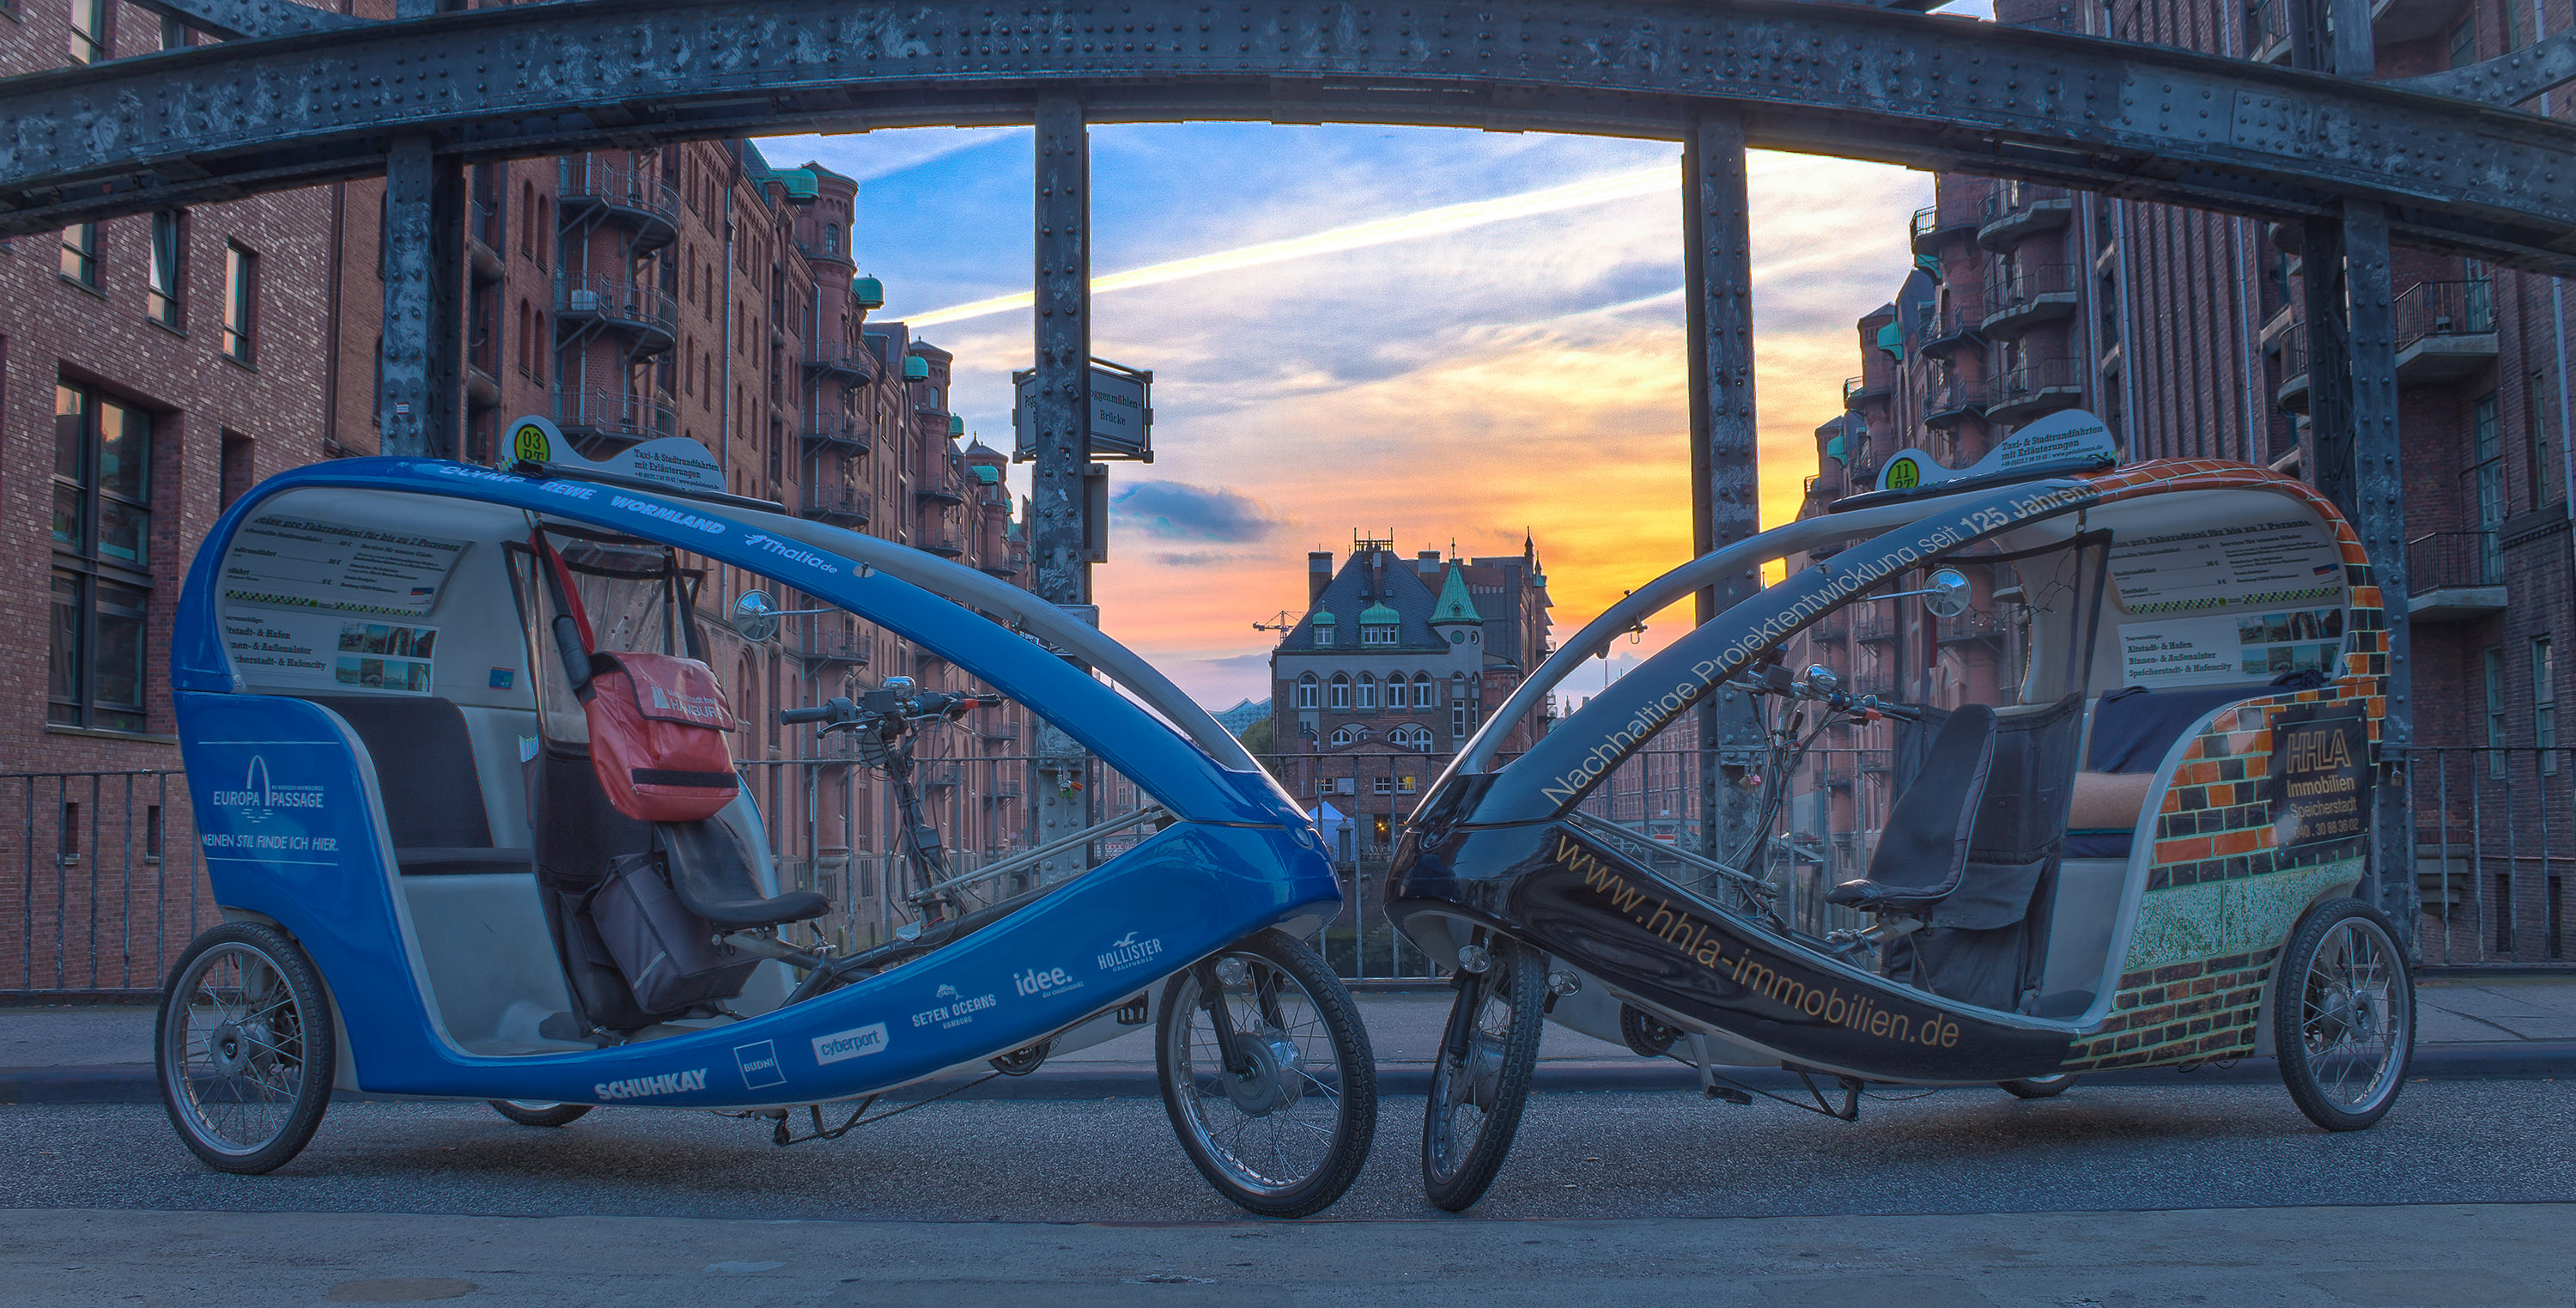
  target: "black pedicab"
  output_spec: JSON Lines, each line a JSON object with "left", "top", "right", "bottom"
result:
{"left": 1388, "top": 429, "right": 2412, "bottom": 1209}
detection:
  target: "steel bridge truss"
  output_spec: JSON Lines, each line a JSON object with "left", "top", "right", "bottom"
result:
{"left": 7, "top": 0, "right": 2568, "bottom": 940}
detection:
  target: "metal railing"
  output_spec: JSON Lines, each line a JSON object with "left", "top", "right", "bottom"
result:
{"left": 1925, "top": 294, "right": 1987, "bottom": 344}
{"left": 2415, "top": 747, "right": 2575, "bottom": 967}
{"left": 916, "top": 470, "right": 966, "bottom": 504}
{"left": 558, "top": 154, "right": 679, "bottom": 226}
{"left": 1987, "top": 261, "right": 2080, "bottom": 315}
{"left": 1980, "top": 181, "right": 2073, "bottom": 224}
{"left": 794, "top": 237, "right": 855, "bottom": 265}
{"left": 4, "top": 771, "right": 214, "bottom": 997}
{"left": 2393, "top": 278, "right": 2496, "bottom": 348}
{"left": 803, "top": 339, "right": 878, "bottom": 380}
{"left": 799, "top": 415, "right": 871, "bottom": 454}
{"left": 553, "top": 387, "right": 678, "bottom": 443}
{"left": 2407, "top": 530, "right": 2501, "bottom": 592}
{"left": 1993, "top": 356, "right": 2089, "bottom": 409}
{"left": 555, "top": 270, "right": 677, "bottom": 337}
{"left": 801, "top": 486, "right": 872, "bottom": 526}
{"left": 1926, "top": 371, "right": 1989, "bottom": 417}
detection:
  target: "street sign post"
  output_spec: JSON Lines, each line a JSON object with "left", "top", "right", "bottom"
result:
{"left": 1013, "top": 358, "right": 1152, "bottom": 462}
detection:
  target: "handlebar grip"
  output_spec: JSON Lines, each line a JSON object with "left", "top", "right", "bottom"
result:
{"left": 974, "top": 694, "right": 1005, "bottom": 708}
{"left": 778, "top": 705, "right": 834, "bottom": 724}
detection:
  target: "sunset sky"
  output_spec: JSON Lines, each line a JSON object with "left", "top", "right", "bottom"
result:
{"left": 754, "top": 122, "right": 1935, "bottom": 707}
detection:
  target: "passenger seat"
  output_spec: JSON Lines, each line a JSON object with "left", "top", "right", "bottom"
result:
{"left": 307, "top": 695, "right": 534, "bottom": 878}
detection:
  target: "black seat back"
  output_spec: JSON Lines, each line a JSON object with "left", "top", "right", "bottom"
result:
{"left": 1862, "top": 703, "right": 1997, "bottom": 898}
{"left": 306, "top": 695, "right": 532, "bottom": 876}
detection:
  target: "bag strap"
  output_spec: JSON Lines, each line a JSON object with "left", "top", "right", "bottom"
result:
{"left": 530, "top": 531, "right": 598, "bottom": 699}
{"left": 662, "top": 558, "right": 708, "bottom": 663}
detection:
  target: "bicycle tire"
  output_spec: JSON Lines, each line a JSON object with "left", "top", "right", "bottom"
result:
{"left": 1421, "top": 939, "right": 1546, "bottom": 1212}
{"left": 489, "top": 1100, "right": 593, "bottom": 1128}
{"left": 2275, "top": 897, "right": 2415, "bottom": 1131}
{"left": 1157, "top": 929, "right": 1378, "bottom": 1219}
{"left": 155, "top": 922, "right": 337, "bottom": 1175}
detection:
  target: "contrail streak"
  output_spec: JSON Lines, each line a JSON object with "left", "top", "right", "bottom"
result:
{"left": 891, "top": 164, "right": 1676, "bottom": 328}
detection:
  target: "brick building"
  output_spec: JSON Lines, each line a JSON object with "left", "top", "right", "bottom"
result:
{"left": 3, "top": 1, "right": 1033, "bottom": 984}
{"left": 1267, "top": 534, "right": 1553, "bottom": 852}
{"left": 1789, "top": 0, "right": 2573, "bottom": 964}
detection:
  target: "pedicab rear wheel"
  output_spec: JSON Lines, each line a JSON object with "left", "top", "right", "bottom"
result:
{"left": 155, "top": 922, "right": 337, "bottom": 1174}
{"left": 2275, "top": 898, "right": 2415, "bottom": 1131}
{"left": 1998, "top": 1074, "right": 2079, "bottom": 1098}
{"left": 1421, "top": 938, "right": 1546, "bottom": 1213}
{"left": 489, "top": 1100, "right": 592, "bottom": 1128}
{"left": 1157, "top": 930, "right": 1376, "bottom": 1219}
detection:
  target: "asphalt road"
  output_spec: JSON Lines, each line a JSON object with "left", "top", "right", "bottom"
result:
{"left": 5, "top": 1080, "right": 2573, "bottom": 1306}
{"left": 3, "top": 1078, "right": 2569, "bottom": 1222}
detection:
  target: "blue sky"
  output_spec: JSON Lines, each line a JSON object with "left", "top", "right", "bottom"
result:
{"left": 753, "top": 121, "right": 1936, "bottom": 706}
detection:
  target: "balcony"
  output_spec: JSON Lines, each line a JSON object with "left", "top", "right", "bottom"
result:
{"left": 1924, "top": 373, "right": 1989, "bottom": 428}
{"left": 921, "top": 534, "right": 964, "bottom": 558}
{"left": 1844, "top": 374, "right": 1888, "bottom": 411}
{"left": 2247, "top": 0, "right": 2292, "bottom": 62}
{"left": 1851, "top": 605, "right": 1899, "bottom": 644}
{"left": 553, "top": 388, "right": 677, "bottom": 448}
{"left": 804, "top": 339, "right": 878, "bottom": 384}
{"left": 1808, "top": 611, "right": 1850, "bottom": 644}
{"left": 1936, "top": 607, "right": 2010, "bottom": 645}
{"left": 557, "top": 155, "right": 679, "bottom": 253}
{"left": 803, "top": 487, "right": 872, "bottom": 526}
{"left": 1988, "top": 357, "right": 2088, "bottom": 424}
{"left": 791, "top": 629, "right": 872, "bottom": 667}
{"left": 1921, "top": 294, "right": 1987, "bottom": 356}
{"left": 556, "top": 271, "right": 677, "bottom": 350}
{"left": 979, "top": 544, "right": 1027, "bottom": 580}
{"left": 467, "top": 198, "right": 504, "bottom": 283}
{"left": 2405, "top": 531, "right": 2506, "bottom": 621}
{"left": 1911, "top": 202, "right": 1979, "bottom": 256}
{"left": 2391, "top": 280, "right": 2499, "bottom": 384}
{"left": 794, "top": 237, "right": 856, "bottom": 267}
{"left": 1980, "top": 262, "right": 2081, "bottom": 339}
{"left": 1977, "top": 183, "right": 2075, "bottom": 252}
{"left": 915, "top": 471, "right": 966, "bottom": 505}
{"left": 799, "top": 416, "right": 871, "bottom": 457}
{"left": 2276, "top": 325, "right": 2312, "bottom": 414}
{"left": 1806, "top": 465, "right": 1848, "bottom": 501}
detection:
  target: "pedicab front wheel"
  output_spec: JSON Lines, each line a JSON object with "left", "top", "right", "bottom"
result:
{"left": 2275, "top": 897, "right": 2415, "bottom": 1131}
{"left": 155, "top": 922, "right": 337, "bottom": 1175}
{"left": 489, "top": 1100, "right": 593, "bottom": 1128}
{"left": 1157, "top": 929, "right": 1378, "bottom": 1219}
{"left": 1421, "top": 938, "right": 1546, "bottom": 1213}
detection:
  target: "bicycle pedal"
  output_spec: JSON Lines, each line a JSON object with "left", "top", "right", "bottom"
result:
{"left": 1703, "top": 1085, "right": 1753, "bottom": 1105}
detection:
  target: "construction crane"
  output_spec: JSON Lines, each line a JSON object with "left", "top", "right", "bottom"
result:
{"left": 1251, "top": 610, "right": 1299, "bottom": 634}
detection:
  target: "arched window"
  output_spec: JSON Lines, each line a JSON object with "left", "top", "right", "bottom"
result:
{"left": 1414, "top": 673, "right": 1435, "bottom": 709}
{"left": 515, "top": 300, "right": 531, "bottom": 373}
{"left": 519, "top": 180, "right": 535, "bottom": 256}
{"left": 1356, "top": 674, "right": 1376, "bottom": 711}
{"left": 531, "top": 313, "right": 547, "bottom": 385}
{"left": 1295, "top": 672, "right": 1319, "bottom": 710}
{"left": 1329, "top": 674, "right": 1349, "bottom": 710}
{"left": 1329, "top": 726, "right": 1354, "bottom": 746}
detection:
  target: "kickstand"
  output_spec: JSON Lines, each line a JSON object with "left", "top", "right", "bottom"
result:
{"left": 1686, "top": 1034, "right": 1753, "bottom": 1105}
{"left": 1788, "top": 1066, "right": 1863, "bottom": 1122}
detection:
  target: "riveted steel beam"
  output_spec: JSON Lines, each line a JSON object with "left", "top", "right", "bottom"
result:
{"left": 1686, "top": 111, "right": 1763, "bottom": 867}
{"left": 1028, "top": 96, "right": 1093, "bottom": 884}
{"left": 2396, "top": 28, "right": 2576, "bottom": 106}
{"left": 378, "top": 134, "right": 462, "bottom": 459}
{"left": 3, "top": 0, "right": 2576, "bottom": 271}
{"left": 120, "top": 0, "right": 371, "bottom": 42}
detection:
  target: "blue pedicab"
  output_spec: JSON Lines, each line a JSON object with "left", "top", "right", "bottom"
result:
{"left": 1388, "top": 447, "right": 2414, "bottom": 1210}
{"left": 158, "top": 452, "right": 1375, "bottom": 1217}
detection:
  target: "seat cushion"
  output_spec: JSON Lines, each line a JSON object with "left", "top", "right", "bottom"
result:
{"left": 656, "top": 818, "right": 829, "bottom": 928}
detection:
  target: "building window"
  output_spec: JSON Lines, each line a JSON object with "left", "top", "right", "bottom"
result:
{"left": 219, "top": 432, "right": 254, "bottom": 510}
{"left": 1315, "top": 625, "right": 1334, "bottom": 647}
{"left": 1329, "top": 727, "right": 1353, "bottom": 746}
{"left": 158, "top": 14, "right": 186, "bottom": 48}
{"left": 1453, "top": 704, "right": 1469, "bottom": 738}
{"left": 2530, "top": 370, "right": 2562, "bottom": 509}
{"left": 2470, "top": 393, "right": 2504, "bottom": 583}
{"left": 50, "top": 385, "right": 154, "bottom": 733}
{"left": 1398, "top": 775, "right": 1418, "bottom": 794}
{"left": 1295, "top": 673, "right": 1318, "bottom": 710}
{"left": 221, "top": 244, "right": 257, "bottom": 364}
{"left": 2448, "top": 18, "right": 2476, "bottom": 68}
{"left": 69, "top": 0, "right": 106, "bottom": 64}
{"left": 1356, "top": 675, "right": 1376, "bottom": 711}
{"left": 2486, "top": 646, "right": 2508, "bottom": 776}
{"left": 1373, "top": 776, "right": 1394, "bottom": 796}
{"left": 2537, "top": 636, "right": 2558, "bottom": 775}
{"left": 1329, "top": 675, "right": 1349, "bottom": 710}
{"left": 147, "top": 211, "right": 183, "bottom": 327}
{"left": 1361, "top": 624, "right": 1396, "bottom": 645}
{"left": 59, "top": 224, "right": 98, "bottom": 288}
{"left": 1413, "top": 673, "right": 1434, "bottom": 708}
